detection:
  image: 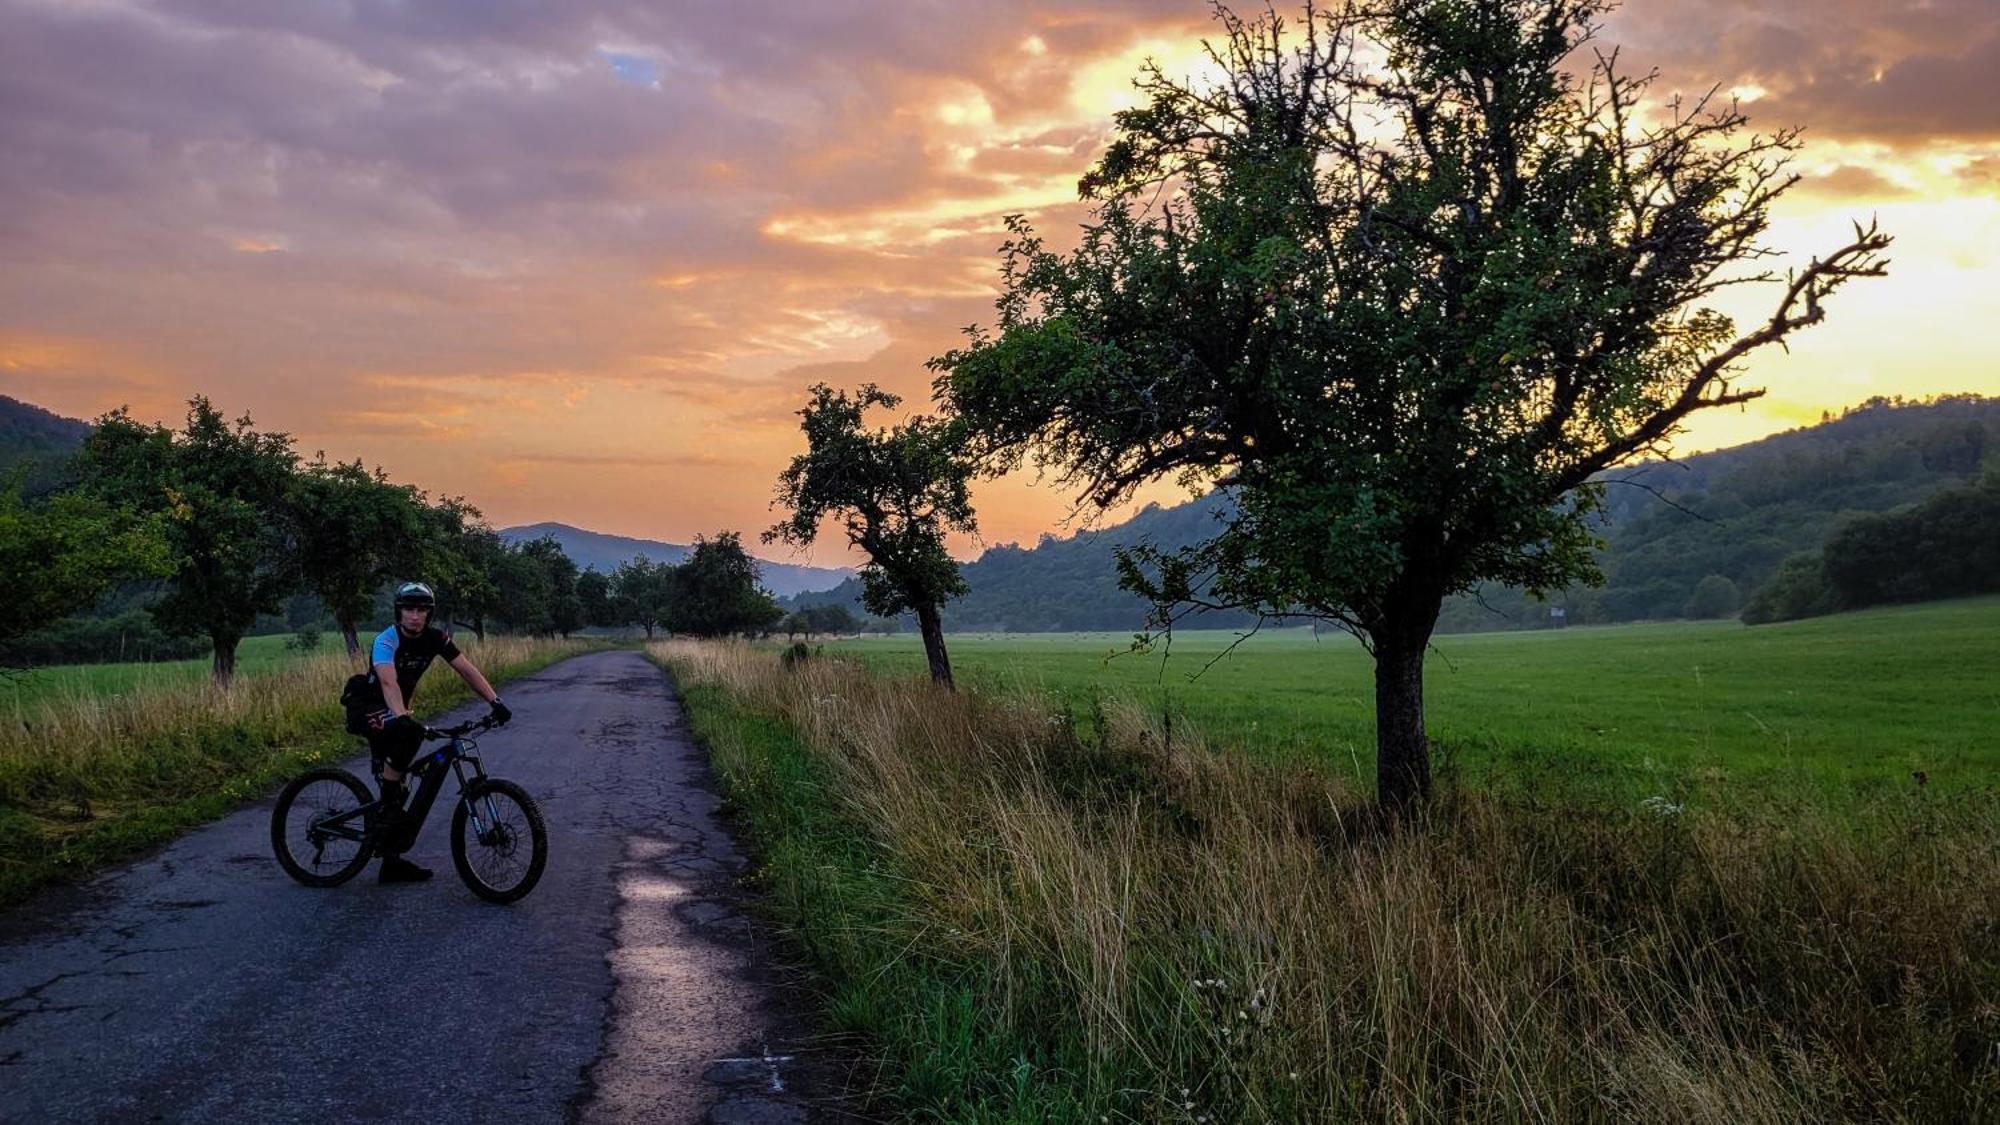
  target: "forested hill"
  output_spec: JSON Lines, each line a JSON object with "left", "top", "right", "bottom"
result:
{"left": 0, "top": 394, "right": 90, "bottom": 495}
{"left": 791, "top": 395, "right": 2000, "bottom": 633}
{"left": 498, "top": 522, "right": 853, "bottom": 599}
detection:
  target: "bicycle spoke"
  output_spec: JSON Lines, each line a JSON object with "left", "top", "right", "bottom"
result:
{"left": 464, "top": 793, "right": 529, "bottom": 890}
{"left": 284, "top": 779, "right": 367, "bottom": 873}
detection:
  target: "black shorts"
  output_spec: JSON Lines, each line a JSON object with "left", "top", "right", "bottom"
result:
{"left": 362, "top": 710, "right": 425, "bottom": 775}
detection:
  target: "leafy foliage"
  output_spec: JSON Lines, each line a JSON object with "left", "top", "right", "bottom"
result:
{"left": 780, "top": 603, "right": 860, "bottom": 638}
{"left": 790, "top": 397, "right": 2000, "bottom": 634}
{"left": 610, "top": 555, "right": 677, "bottom": 637}
{"left": 493, "top": 534, "right": 583, "bottom": 637}
{"left": 669, "top": 532, "right": 784, "bottom": 637}
{"left": 0, "top": 486, "right": 170, "bottom": 653}
{"left": 418, "top": 495, "right": 506, "bottom": 640}
{"left": 932, "top": 1, "right": 1887, "bottom": 805}
{"left": 290, "top": 454, "right": 428, "bottom": 653}
{"left": 1745, "top": 467, "right": 2000, "bottom": 623}
{"left": 767, "top": 383, "right": 976, "bottom": 684}
{"left": 75, "top": 398, "right": 302, "bottom": 682}
{"left": 576, "top": 568, "right": 615, "bottom": 628}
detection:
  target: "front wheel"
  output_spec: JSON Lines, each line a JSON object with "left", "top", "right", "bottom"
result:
{"left": 272, "top": 768, "right": 376, "bottom": 887}
{"left": 450, "top": 778, "right": 548, "bottom": 904}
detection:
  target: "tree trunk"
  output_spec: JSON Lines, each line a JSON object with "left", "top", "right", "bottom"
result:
{"left": 914, "top": 601, "right": 953, "bottom": 689}
{"left": 1371, "top": 596, "right": 1443, "bottom": 814}
{"left": 337, "top": 609, "right": 360, "bottom": 658}
{"left": 211, "top": 634, "right": 240, "bottom": 688}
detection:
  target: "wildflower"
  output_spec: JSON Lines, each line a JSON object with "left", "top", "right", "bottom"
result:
{"left": 1639, "top": 795, "right": 1684, "bottom": 818}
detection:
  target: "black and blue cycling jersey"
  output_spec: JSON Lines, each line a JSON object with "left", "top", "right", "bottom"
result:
{"left": 367, "top": 624, "right": 461, "bottom": 708}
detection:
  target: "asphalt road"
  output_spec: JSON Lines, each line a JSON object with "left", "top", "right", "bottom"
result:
{"left": 0, "top": 650, "right": 823, "bottom": 1124}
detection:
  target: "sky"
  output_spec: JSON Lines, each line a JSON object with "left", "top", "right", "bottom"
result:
{"left": 3, "top": 0, "right": 1997, "bottom": 566}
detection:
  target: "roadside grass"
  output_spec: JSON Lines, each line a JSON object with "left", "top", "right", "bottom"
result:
{"left": 657, "top": 634, "right": 2000, "bottom": 1123}
{"left": 828, "top": 596, "right": 2000, "bottom": 802}
{"left": 0, "top": 634, "right": 598, "bottom": 906}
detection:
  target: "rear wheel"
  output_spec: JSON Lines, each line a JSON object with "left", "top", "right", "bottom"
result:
{"left": 450, "top": 778, "right": 547, "bottom": 904}
{"left": 271, "top": 768, "right": 376, "bottom": 887}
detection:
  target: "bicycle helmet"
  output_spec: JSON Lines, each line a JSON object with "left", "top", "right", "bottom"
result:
{"left": 393, "top": 581, "right": 437, "bottom": 610}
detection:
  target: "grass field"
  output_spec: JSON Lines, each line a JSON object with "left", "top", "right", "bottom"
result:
{"left": 661, "top": 625, "right": 2000, "bottom": 1121}
{"left": 828, "top": 596, "right": 2000, "bottom": 799}
{"left": 2, "top": 633, "right": 307, "bottom": 713}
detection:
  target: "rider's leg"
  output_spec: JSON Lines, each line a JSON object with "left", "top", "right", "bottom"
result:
{"left": 369, "top": 727, "right": 432, "bottom": 882}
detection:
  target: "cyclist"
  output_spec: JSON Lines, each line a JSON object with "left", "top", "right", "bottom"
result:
{"left": 352, "top": 581, "right": 512, "bottom": 883}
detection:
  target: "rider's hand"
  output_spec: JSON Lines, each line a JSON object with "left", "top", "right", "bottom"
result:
{"left": 488, "top": 698, "right": 512, "bottom": 725}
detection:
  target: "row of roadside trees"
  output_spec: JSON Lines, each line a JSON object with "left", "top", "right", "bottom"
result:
{"left": 14, "top": 398, "right": 796, "bottom": 685}
{"left": 17, "top": 396, "right": 592, "bottom": 684}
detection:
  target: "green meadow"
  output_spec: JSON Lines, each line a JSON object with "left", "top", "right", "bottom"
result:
{"left": 831, "top": 595, "right": 2000, "bottom": 799}
{"left": 2, "top": 634, "right": 307, "bottom": 714}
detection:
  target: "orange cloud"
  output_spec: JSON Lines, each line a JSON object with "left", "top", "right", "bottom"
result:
{"left": 1, "top": 1, "right": 1996, "bottom": 565}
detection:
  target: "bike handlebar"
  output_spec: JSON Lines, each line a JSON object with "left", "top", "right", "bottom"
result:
{"left": 423, "top": 713, "right": 506, "bottom": 740}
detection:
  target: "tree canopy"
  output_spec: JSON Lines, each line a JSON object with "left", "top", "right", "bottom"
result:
{"left": 932, "top": 0, "right": 1888, "bottom": 808}
{"left": 291, "top": 454, "right": 428, "bottom": 655}
{"left": 768, "top": 383, "right": 976, "bottom": 686}
{"left": 669, "top": 532, "right": 783, "bottom": 638}
{"left": 76, "top": 398, "right": 303, "bottom": 684}
{"left": 0, "top": 485, "right": 170, "bottom": 655}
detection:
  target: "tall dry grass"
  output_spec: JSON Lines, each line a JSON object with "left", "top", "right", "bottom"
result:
{"left": 1, "top": 634, "right": 572, "bottom": 803}
{"left": 660, "top": 639, "right": 1999, "bottom": 1123}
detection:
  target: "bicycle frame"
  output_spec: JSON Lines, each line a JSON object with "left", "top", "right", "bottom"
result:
{"left": 306, "top": 722, "right": 498, "bottom": 854}
{"left": 388, "top": 734, "right": 489, "bottom": 851}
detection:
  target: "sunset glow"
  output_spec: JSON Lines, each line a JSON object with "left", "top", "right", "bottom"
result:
{"left": 3, "top": 0, "right": 1996, "bottom": 564}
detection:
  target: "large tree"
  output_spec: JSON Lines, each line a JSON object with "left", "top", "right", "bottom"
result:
{"left": 767, "top": 384, "right": 976, "bottom": 687}
{"left": 669, "top": 532, "right": 783, "bottom": 638}
{"left": 576, "top": 568, "right": 616, "bottom": 629}
{"left": 77, "top": 398, "right": 303, "bottom": 685}
{"left": 932, "top": 0, "right": 1888, "bottom": 809}
{"left": 418, "top": 495, "right": 503, "bottom": 642}
{"left": 610, "top": 555, "right": 676, "bottom": 639}
{"left": 291, "top": 455, "right": 427, "bottom": 656}
{"left": 511, "top": 536, "right": 583, "bottom": 637}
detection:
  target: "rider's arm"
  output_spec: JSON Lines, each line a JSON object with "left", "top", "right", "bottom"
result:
{"left": 375, "top": 663, "right": 410, "bottom": 716}
{"left": 447, "top": 653, "right": 500, "bottom": 704}
{"left": 369, "top": 631, "right": 411, "bottom": 717}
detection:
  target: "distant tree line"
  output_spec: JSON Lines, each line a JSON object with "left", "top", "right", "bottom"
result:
{"left": 2, "top": 398, "right": 803, "bottom": 681}
{"left": 0, "top": 397, "right": 601, "bottom": 682}
{"left": 573, "top": 534, "right": 785, "bottom": 640}
{"left": 773, "top": 602, "right": 861, "bottom": 640}
{"left": 1742, "top": 467, "right": 2000, "bottom": 624}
